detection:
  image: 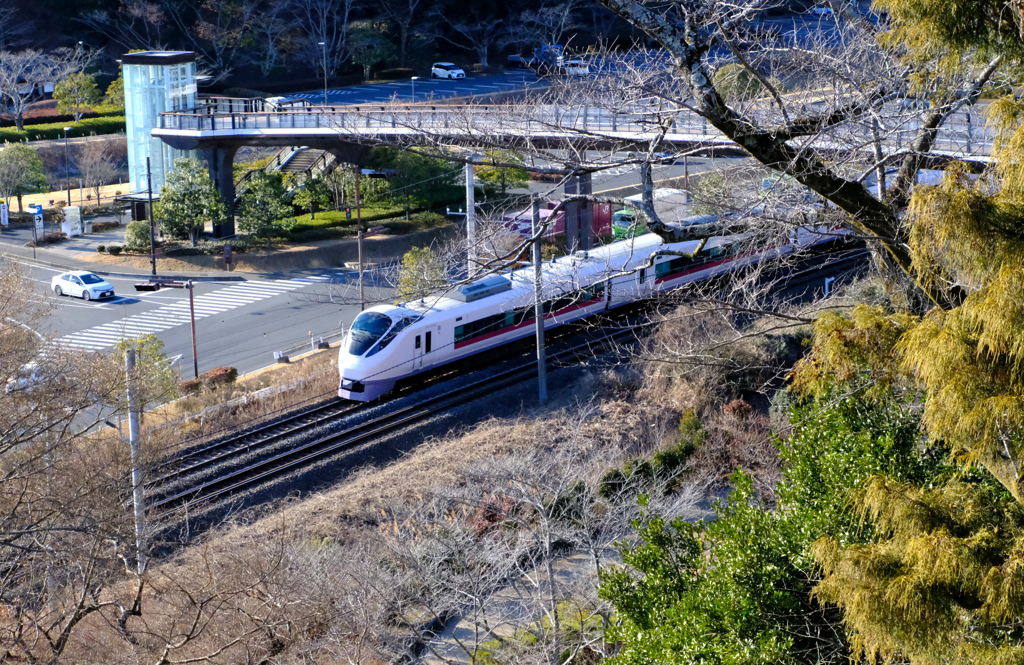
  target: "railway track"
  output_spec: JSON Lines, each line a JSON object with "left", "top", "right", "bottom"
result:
{"left": 148, "top": 398, "right": 365, "bottom": 488}
{"left": 150, "top": 245, "right": 870, "bottom": 516}
{"left": 151, "top": 324, "right": 637, "bottom": 516}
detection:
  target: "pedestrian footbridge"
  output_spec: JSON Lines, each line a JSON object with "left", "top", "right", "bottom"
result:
{"left": 151, "top": 96, "right": 994, "bottom": 237}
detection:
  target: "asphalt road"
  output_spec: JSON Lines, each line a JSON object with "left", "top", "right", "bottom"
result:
{"left": 13, "top": 259, "right": 395, "bottom": 379}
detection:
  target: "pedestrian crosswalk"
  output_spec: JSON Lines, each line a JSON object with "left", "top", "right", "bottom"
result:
{"left": 291, "top": 274, "right": 335, "bottom": 283}
{"left": 52, "top": 279, "right": 306, "bottom": 352}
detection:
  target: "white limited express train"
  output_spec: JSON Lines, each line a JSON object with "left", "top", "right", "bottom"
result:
{"left": 338, "top": 225, "right": 834, "bottom": 401}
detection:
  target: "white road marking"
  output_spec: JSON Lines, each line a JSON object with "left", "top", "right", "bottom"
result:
{"left": 51, "top": 279, "right": 304, "bottom": 351}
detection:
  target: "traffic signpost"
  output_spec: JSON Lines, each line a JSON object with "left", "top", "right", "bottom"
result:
{"left": 133, "top": 280, "right": 200, "bottom": 378}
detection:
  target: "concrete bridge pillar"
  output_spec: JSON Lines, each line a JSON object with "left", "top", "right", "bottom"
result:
{"left": 563, "top": 172, "right": 593, "bottom": 253}
{"left": 564, "top": 176, "right": 579, "bottom": 253}
{"left": 578, "top": 172, "right": 593, "bottom": 252}
{"left": 202, "top": 145, "right": 238, "bottom": 238}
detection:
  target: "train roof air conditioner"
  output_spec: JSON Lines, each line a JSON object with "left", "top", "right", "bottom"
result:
{"left": 451, "top": 275, "right": 513, "bottom": 302}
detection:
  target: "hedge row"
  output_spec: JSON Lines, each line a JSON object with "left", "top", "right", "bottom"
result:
{"left": 0, "top": 116, "right": 127, "bottom": 143}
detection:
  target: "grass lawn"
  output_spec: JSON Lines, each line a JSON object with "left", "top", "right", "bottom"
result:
{"left": 287, "top": 207, "right": 450, "bottom": 242}
{"left": 289, "top": 203, "right": 414, "bottom": 232}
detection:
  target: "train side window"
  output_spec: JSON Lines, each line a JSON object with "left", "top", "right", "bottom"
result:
{"left": 415, "top": 335, "right": 421, "bottom": 350}
{"left": 639, "top": 267, "right": 646, "bottom": 284}
{"left": 426, "top": 331, "right": 432, "bottom": 352}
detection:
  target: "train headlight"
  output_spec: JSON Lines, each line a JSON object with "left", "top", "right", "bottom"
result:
{"left": 341, "top": 379, "right": 364, "bottom": 393}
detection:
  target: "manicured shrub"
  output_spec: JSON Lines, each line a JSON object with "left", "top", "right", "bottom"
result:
{"left": 200, "top": 366, "right": 238, "bottom": 389}
{"left": 107, "top": 245, "right": 122, "bottom": 255}
{"left": 27, "top": 232, "right": 67, "bottom": 247}
{"left": 124, "top": 220, "right": 151, "bottom": 250}
{"left": 410, "top": 211, "right": 447, "bottom": 227}
{"left": 178, "top": 378, "right": 203, "bottom": 395}
{"left": 96, "top": 245, "right": 105, "bottom": 252}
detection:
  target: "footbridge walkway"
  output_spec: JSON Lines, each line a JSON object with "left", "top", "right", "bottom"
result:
{"left": 152, "top": 97, "right": 994, "bottom": 237}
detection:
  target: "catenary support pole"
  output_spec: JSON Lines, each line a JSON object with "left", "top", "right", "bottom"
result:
{"left": 532, "top": 197, "right": 548, "bottom": 404}
{"left": 466, "top": 162, "right": 476, "bottom": 277}
{"left": 356, "top": 169, "right": 364, "bottom": 310}
{"left": 188, "top": 280, "right": 198, "bottom": 378}
{"left": 125, "top": 348, "right": 147, "bottom": 574}
{"left": 146, "top": 157, "right": 156, "bottom": 276}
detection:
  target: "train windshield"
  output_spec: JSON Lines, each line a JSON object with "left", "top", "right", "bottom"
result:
{"left": 347, "top": 312, "right": 393, "bottom": 356}
{"left": 366, "top": 316, "right": 417, "bottom": 357}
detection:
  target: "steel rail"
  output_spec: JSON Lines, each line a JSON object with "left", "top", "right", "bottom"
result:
{"left": 151, "top": 325, "right": 636, "bottom": 515}
{"left": 151, "top": 246, "right": 870, "bottom": 515}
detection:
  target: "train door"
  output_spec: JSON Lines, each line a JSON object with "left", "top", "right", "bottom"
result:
{"left": 418, "top": 328, "right": 437, "bottom": 370}
{"left": 413, "top": 333, "right": 425, "bottom": 369}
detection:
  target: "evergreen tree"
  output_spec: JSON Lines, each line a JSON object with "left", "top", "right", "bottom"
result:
{"left": 292, "top": 174, "right": 331, "bottom": 221}
{"left": 53, "top": 72, "right": 100, "bottom": 122}
{"left": 0, "top": 143, "right": 46, "bottom": 212}
{"left": 237, "top": 171, "right": 294, "bottom": 249}
{"left": 154, "top": 157, "right": 225, "bottom": 246}
{"left": 397, "top": 246, "right": 444, "bottom": 301}
{"left": 476, "top": 150, "right": 529, "bottom": 197}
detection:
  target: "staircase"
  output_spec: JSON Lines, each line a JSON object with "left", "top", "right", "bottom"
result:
{"left": 278, "top": 148, "right": 331, "bottom": 174}
{"left": 234, "top": 147, "right": 339, "bottom": 202}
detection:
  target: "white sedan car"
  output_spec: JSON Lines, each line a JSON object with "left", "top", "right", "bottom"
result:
{"left": 562, "top": 59, "right": 590, "bottom": 76}
{"left": 51, "top": 271, "right": 115, "bottom": 301}
{"left": 431, "top": 62, "right": 465, "bottom": 79}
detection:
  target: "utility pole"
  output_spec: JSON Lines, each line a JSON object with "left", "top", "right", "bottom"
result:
{"left": 63, "top": 128, "right": 72, "bottom": 207}
{"left": 465, "top": 161, "right": 476, "bottom": 277}
{"left": 532, "top": 197, "right": 548, "bottom": 404}
{"left": 146, "top": 157, "right": 156, "bottom": 276}
{"left": 355, "top": 168, "right": 364, "bottom": 310}
{"left": 125, "top": 348, "right": 147, "bottom": 574}
{"left": 188, "top": 280, "right": 198, "bottom": 378}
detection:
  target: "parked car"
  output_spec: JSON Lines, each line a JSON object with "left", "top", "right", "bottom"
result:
{"left": 431, "top": 62, "right": 465, "bottom": 79}
{"left": 51, "top": 271, "right": 115, "bottom": 301}
{"left": 625, "top": 150, "right": 677, "bottom": 165}
{"left": 810, "top": 5, "right": 834, "bottom": 15}
{"left": 5, "top": 363, "right": 47, "bottom": 394}
{"left": 561, "top": 59, "right": 590, "bottom": 76}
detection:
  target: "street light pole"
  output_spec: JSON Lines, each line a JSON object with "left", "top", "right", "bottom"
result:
{"left": 410, "top": 75, "right": 419, "bottom": 102}
{"left": 319, "top": 41, "right": 327, "bottom": 106}
{"left": 188, "top": 280, "right": 198, "bottom": 378}
{"left": 63, "top": 128, "right": 72, "bottom": 207}
{"left": 146, "top": 157, "right": 156, "bottom": 276}
{"left": 355, "top": 168, "right": 364, "bottom": 310}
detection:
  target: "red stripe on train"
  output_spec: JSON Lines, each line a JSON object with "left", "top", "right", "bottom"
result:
{"left": 453, "top": 298, "right": 601, "bottom": 349}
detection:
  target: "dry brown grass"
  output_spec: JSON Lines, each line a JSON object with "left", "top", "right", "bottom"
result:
{"left": 144, "top": 347, "right": 340, "bottom": 452}
{"left": 47, "top": 303, "right": 800, "bottom": 662}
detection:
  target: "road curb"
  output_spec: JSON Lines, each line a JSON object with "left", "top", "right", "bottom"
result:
{"left": 1, "top": 246, "right": 248, "bottom": 281}
{"left": 99, "top": 272, "right": 247, "bottom": 282}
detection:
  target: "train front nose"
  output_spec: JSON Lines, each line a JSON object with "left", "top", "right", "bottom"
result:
{"left": 338, "top": 351, "right": 396, "bottom": 401}
{"left": 338, "top": 374, "right": 395, "bottom": 401}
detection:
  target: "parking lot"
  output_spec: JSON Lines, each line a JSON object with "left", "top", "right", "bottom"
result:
{"left": 283, "top": 71, "right": 543, "bottom": 105}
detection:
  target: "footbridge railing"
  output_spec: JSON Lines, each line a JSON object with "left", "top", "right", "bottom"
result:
{"left": 155, "top": 101, "right": 995, "bottom": 158}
